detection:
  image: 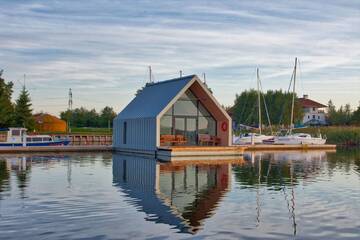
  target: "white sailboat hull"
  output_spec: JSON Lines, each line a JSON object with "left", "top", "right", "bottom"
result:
{"left": 233, "top": 134, "right": 274, "bottom": 145}
{"left": 274, "top": 134, "right": 326, "bottom": 145}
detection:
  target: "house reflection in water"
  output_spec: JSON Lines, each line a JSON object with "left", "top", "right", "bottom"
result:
{"left": 112, "top": 154, "right": 235, "bottom": 234}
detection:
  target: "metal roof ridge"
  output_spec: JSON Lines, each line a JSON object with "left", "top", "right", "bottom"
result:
{"left": 145, "top": 74, "right": 196, "bottom": 87}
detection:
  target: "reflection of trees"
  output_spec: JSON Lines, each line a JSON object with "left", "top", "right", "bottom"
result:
{"left": 14, "top": 159, "right": 31, "bottom": 199}
{"left": 0, "top": 161, "right": 10, "bottom": 195}
{"left": 327, "top": 148, "right": 360, "bottom": 175}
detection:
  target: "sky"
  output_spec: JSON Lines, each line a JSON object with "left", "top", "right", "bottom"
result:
{"left": 0, "top": 0, "right": 359, "bottom": 116}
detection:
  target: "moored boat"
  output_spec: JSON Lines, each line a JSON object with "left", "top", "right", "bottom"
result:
{"left": 233, "top": 68, "right": 274, "bottom": 145}
{"left": 274, "top": 133, "right": 326, "bottom": 145}
{"left": 272, "top": 58, "right": 326, "bottom": 145}
{"left": 0, "top": 128, "right": 70, "bottom": 147}
{"left": 234, "top": 133, "right": 274, "bottom": 145}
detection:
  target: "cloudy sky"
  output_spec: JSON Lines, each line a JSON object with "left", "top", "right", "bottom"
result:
{"left": 0, "top": 0, "right": 359, "bottom": 115}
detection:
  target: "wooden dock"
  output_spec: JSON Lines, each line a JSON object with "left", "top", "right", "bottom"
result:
{"left": 156, "top": 144, "right": 337, "bottom": 161}
{"left": 157, "top": 146, "right": 247, "bottom": 161}
{"left": 0, "top": 144, "right": 337, "bottom": 161}
{"left": 0, "top": 145, "right": 113, "bottom": 154}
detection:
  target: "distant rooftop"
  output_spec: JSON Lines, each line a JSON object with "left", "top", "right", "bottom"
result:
{"left": 298, "top": 95, "right": 326, "bottom": 108}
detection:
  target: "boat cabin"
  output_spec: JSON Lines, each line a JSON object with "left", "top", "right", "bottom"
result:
{"left": 6, "top": 128, "right": 27, "bottom": 144}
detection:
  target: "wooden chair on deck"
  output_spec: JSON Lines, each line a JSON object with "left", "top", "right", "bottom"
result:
{"left": 175, "top": 135, "right": 187, "bottom": 145}
{"left": 198, "top": 134, "right": 211, "bottom": 145}
{"left": 160, "top": 134, "right": 187, "bottom": 146}
{"left": 160, "top": 135, "right": 176, "bottom": 145}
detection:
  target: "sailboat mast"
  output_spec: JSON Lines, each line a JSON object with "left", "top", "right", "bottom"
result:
{"left": 290, "top": 58, "right": 298, "bottom": 133}
{"left": 257, "top": 68, "right": 262, "bottom": 134}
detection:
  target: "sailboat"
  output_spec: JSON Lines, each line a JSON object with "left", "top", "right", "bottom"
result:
{"left": 234, "top": 68, "right": 274, "bottom": 145}
{"left": 273, "top": 58, "right": 326, "bottom": 145}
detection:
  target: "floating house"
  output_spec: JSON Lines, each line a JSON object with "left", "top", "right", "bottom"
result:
{"left": 298, "top": 95, "right": 327, "bottom": 126}
{"left": 113, "top": 75, "right": 232, "bottom": 156}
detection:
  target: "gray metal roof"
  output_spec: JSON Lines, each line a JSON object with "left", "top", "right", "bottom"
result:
{"left": 117, "top": 75, "right": 196, "bottom": 119}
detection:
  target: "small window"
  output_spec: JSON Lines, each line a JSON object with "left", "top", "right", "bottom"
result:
{"left": 12, "top": 130, "right": 20, "bottom": 136}
{"left": 26, "top": 137, "right": 32, "bottom": 142}
{"left": 123, "top": 122, "right": 127, "bottom": 144}
{"left": 318, "top": 116, "right": 320, "bottom": 119}
{"left": 313, "top": 107, "right": 316, "bottom": 111}
{"left": 308, "top": 115, "right": 310, "bottom": 119}
{"left": 312, "top": 115, "right": 315, "bottom": 119}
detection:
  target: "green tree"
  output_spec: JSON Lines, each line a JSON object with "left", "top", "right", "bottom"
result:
{"left": 60, "top": 106, "right": 116, "bottom": 128}
{"left": 351, "top": 103, "right": 360, "bottom": 125}
{"left": 14, "top": 87, "right": 35, "bottom": 130}
{"left": 0, "top": 70, "right": 15, "bottom": 128}
{"left": 100, "top": 106, "right": 117, "bottom": 128}
{"left": 231, "top": 89, "right": 303, "bottom": 128}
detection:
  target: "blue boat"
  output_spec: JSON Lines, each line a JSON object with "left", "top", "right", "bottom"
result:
{"left": 0, "top": 128, "right": 70, "bottom": 147}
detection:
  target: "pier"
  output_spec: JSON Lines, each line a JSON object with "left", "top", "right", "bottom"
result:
{"left": 156, "top": 144, "right": 336, "bottom": 161}
{"left": 0, "top": 145, "right": 112, "bottom": 154}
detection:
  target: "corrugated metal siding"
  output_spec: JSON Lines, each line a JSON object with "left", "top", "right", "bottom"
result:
{"left": 113, "top": 117, "right": 157, "bottom": 151}
{"left": 113, "top": 154, "right": 157, "bottom": 190}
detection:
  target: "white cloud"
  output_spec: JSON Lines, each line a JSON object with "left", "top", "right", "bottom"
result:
{"left": 0, "top": 0, "right": 359, "bottom": 115}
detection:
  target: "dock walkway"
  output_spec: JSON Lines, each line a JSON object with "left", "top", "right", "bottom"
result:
{"left": 157, "top": 144, "right": 336, "bottom": 161}
{"left": 0, "top": 145, "right": 112, "bottom": 154}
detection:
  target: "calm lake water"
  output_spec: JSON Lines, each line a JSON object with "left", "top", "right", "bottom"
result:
{"left": 0, "top": 149, "right": 359, "bottom": 240}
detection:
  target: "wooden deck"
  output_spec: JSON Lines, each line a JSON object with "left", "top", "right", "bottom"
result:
{"left": 157, "top": 146, "right": 247, "bottom": 161}
{"left": 157, "top": 144, "right": 337, "bottom": 161}
{"left": 0, "top": 145, "right": 113, "bottom": 154}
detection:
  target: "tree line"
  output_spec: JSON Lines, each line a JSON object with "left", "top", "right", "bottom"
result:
{"left": 1, "top": 70, "right": 118, "bottom": 130}
{"left": 60, "top": 107, "right": 117, "bottom": 128}
{"left": 230, "top": 88, "right": 360, "bottom": 127}
{"left": 327, "top": 100, "right": 360, "bottom": 125}
{"left": 231, "top": 89, "right": 303, "bottom": 128}
{"left": 0, "top": 70, "right": 35, "bottom": 130}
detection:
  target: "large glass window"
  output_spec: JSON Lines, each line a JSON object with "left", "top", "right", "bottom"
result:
{"left": 198, "top": 117, "right": 216, "bottom": 136}
{"left": 173, "top": 100, "right": 197, "bottom": 116}
{"left": 160, "top": 116, "right": 172, "bottom": 135}
{"left": 160, "top": 90, "right": 217, "bottom": 145}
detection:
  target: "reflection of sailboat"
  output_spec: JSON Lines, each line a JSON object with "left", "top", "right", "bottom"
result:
{"left": 234, "top": 68, "right": 274, "bottom": 145}
{"left": 112, "top": 154, "right": 235, "bottom": 234}
{"left": 237, "top": 151, "right": 331, "bottom": 236}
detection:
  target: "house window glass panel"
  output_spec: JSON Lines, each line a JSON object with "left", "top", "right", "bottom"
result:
{"left": 164, "top": 107, "right": 172, "bottom": 116}
{"left": 179, "top": 90, "right": 197, "bottom": 100}
{"left": 174, "top": 100, "right": 197, "bottom": 116}
{"left": 199, "top": 103, "right": 211, "bottom": 117}
{"left": 198, "top": 117, "right": 216, "bottom": 136}
{"left": 160, "top": 116, "right": 173, "bottom": 135}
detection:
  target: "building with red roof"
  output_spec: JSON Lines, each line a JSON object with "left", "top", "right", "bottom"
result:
{"left": 298, "top": 95, "right": 327, "bottom": 125}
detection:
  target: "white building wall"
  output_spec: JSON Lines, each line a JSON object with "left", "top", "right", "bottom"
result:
{"left": 302, "top": 107, "right": 326, "bottom": 124}
{"left": 113, "top": 117, "right": 157, "bottom": 152}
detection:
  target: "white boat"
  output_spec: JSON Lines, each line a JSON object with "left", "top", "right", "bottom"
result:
{"left": 234, "top": 133, "right": 274, "bottom": 145}
{"left": 273, "top": 58, "right": 326, "bottom": 145}
{"left": 233, "top": 68, "right": 273, "bottom": 145}
{"left": 0, "top": 128, "right": 70, "bottom": 147}
{"left": 274, "top": 133, "right": 326, "bottom": 145}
